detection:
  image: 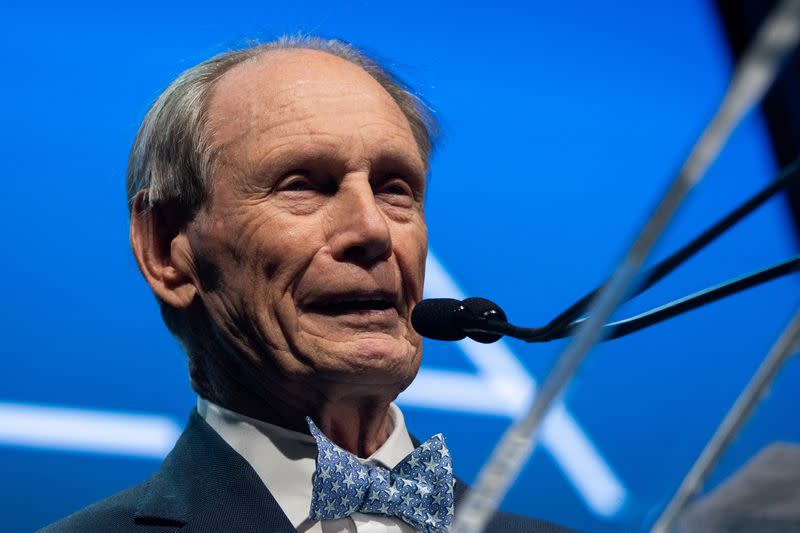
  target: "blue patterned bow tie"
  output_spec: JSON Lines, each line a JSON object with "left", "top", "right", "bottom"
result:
{"left": 307, "top": 417, "right": 455, "bottom": 532}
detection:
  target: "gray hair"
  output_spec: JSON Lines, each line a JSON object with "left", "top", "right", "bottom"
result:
{"left": 126, "top": 36, "right": 439, "bottom": 385}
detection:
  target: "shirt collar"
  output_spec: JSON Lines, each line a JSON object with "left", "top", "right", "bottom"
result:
{"left": 196, "top": 397, "right": 416, "bottom": 527}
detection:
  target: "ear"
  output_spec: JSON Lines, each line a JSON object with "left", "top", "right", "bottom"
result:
{"left": 130, "top": 190, "right": 198, "bottom": 309}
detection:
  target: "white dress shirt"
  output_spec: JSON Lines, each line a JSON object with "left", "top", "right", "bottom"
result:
{"left": 197, "top": 397, "right": 420, "bottom": 533}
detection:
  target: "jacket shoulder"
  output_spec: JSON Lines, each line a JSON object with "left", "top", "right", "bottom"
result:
{"left": 36, "top": 481, "right": 172, "bottom": 533}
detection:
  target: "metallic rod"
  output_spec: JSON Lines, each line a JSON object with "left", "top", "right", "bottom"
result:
{"left": 451, "top": 1, "right": 800, "bottom": 531}
{"left": 649, "top": 306, "right": 800, "bottom": 533}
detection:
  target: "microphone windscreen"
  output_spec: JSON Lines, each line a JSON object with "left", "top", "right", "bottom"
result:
{"left": 411, "top": 298, "right": 468, "bottom": 341}
{"left": 462, "top": 297, "right": 507, "bottom": 344}
{"left": 462, "top": 297, "right": 507, "bottom": 321}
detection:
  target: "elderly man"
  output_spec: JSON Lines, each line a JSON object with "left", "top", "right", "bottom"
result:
{"left": 41, "top": 37, "right": 573, "bottom": 533}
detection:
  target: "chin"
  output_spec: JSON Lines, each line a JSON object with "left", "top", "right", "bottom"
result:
{"left": 311, "top": 335, "right": 422, "bottom": 387}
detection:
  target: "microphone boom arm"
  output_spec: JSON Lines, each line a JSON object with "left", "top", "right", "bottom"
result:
{"left": 546, "top": 160, "right": 800, "bottom": 337}
{"left": 461, "top": 255, "right": 800, "bottom": 343}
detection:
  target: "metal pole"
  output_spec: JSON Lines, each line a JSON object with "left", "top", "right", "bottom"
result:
{"left": 649, "top": 306, "right": 800, "bottom": 533}
{"left": 451, "top": 2, "right": 800, "bottom": 531}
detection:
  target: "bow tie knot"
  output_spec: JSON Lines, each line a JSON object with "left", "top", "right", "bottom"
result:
{"left": 307, "top": 418, "right": 454, "bottom": 532}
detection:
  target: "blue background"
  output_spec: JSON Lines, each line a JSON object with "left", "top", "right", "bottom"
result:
{"left": 2, "top": 1, "right": 799, "bottom": 532}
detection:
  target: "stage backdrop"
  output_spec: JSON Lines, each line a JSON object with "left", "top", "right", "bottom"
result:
{"left": 2, "top": 1, "right": 799, "bottom": 532}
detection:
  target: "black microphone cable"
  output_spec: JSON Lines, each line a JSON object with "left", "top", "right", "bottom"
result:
{"left": 544, "top": 158, "right": 800, "bottom": 339}
{"left": 414, "top": 159, "right": 800, "bottom": 344}
{"left": 557, "top": 254, "right": 800, "bottom": 340}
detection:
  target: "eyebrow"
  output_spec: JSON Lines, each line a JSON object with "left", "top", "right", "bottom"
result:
{"left": 249, "top": 141, "right": 426, "bottom": 181}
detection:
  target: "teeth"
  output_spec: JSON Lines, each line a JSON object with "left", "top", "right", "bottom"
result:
{"left": 332, "top": 296, "right": 389, "bottom": 303}
{"left": 313, "top": 297, "right": 391, "bottom": 306}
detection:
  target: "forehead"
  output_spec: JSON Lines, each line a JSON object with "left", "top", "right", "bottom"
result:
{"left": 207, "top": 49, "right": 420, "bottom": 168}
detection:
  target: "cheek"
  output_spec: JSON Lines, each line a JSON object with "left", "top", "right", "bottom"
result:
{"left": 259, "top": 215, "right": 330, "bottom": 284}
{"left": 394, "top": 221, "right": 428, "bottom": 300}
{"left": 197, "top": 208, "right": 330, "bottom": 349}
{"left": 224, "top": 207, "right": 321, "bottom": 280}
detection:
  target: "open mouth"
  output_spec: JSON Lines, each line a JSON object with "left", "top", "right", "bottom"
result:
{"left": 305, "top": 294, "right": 398, "bottom": 315}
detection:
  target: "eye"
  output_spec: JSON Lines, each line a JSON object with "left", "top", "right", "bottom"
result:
{"left": 283, "top": 179, "right": 313, "bottom": 192}
{"left": 380, "top": 177, "right": 413, "bottom": 197}
{"left": 278, "top": 171, "right": 315, "bottom": 192}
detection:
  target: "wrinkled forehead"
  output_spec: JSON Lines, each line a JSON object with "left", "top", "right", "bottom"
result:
{"left": 206, "top": 49, "right": 417, "bottom": 159}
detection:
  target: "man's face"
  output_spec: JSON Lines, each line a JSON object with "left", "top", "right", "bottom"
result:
{"left": 186, "top": 50, "right": 428, "bottom": 395}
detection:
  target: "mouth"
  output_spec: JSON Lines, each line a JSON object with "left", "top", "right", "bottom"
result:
{"left": 304, "top": 292, "right": 399, "bottom": 316}
{"left": 302, "top": 291, "right": 399, "bottom": 319}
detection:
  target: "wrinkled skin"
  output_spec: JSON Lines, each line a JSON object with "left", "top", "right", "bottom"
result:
{"left": 132, "top": 49, "right": 428, "bottom": 455}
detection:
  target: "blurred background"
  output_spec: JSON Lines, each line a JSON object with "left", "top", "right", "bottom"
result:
{"left": 2, "top": 1, "right": 799, "bottom": 531}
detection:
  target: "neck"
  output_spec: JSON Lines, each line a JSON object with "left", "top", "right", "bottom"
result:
{"left": 311, "top": 398, "right": 394, "bottom": 457}
{"left": 204, "top": 376, "right": 395, "bottom": 457}
{"left": 187, "top": 322, "right": 397, "bottom": 457}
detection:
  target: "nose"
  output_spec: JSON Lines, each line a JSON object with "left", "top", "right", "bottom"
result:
{"left": 328, "top": 178, "right": 392, "bottom": 265}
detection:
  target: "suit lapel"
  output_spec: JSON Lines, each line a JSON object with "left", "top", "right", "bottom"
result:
{"left": 134, "top": 409, "right": 296, "bottom": 532}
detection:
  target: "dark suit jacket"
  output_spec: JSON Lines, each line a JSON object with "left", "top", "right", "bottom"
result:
{"left": 39, "top": 410, "right": 576, "bottom": 533}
